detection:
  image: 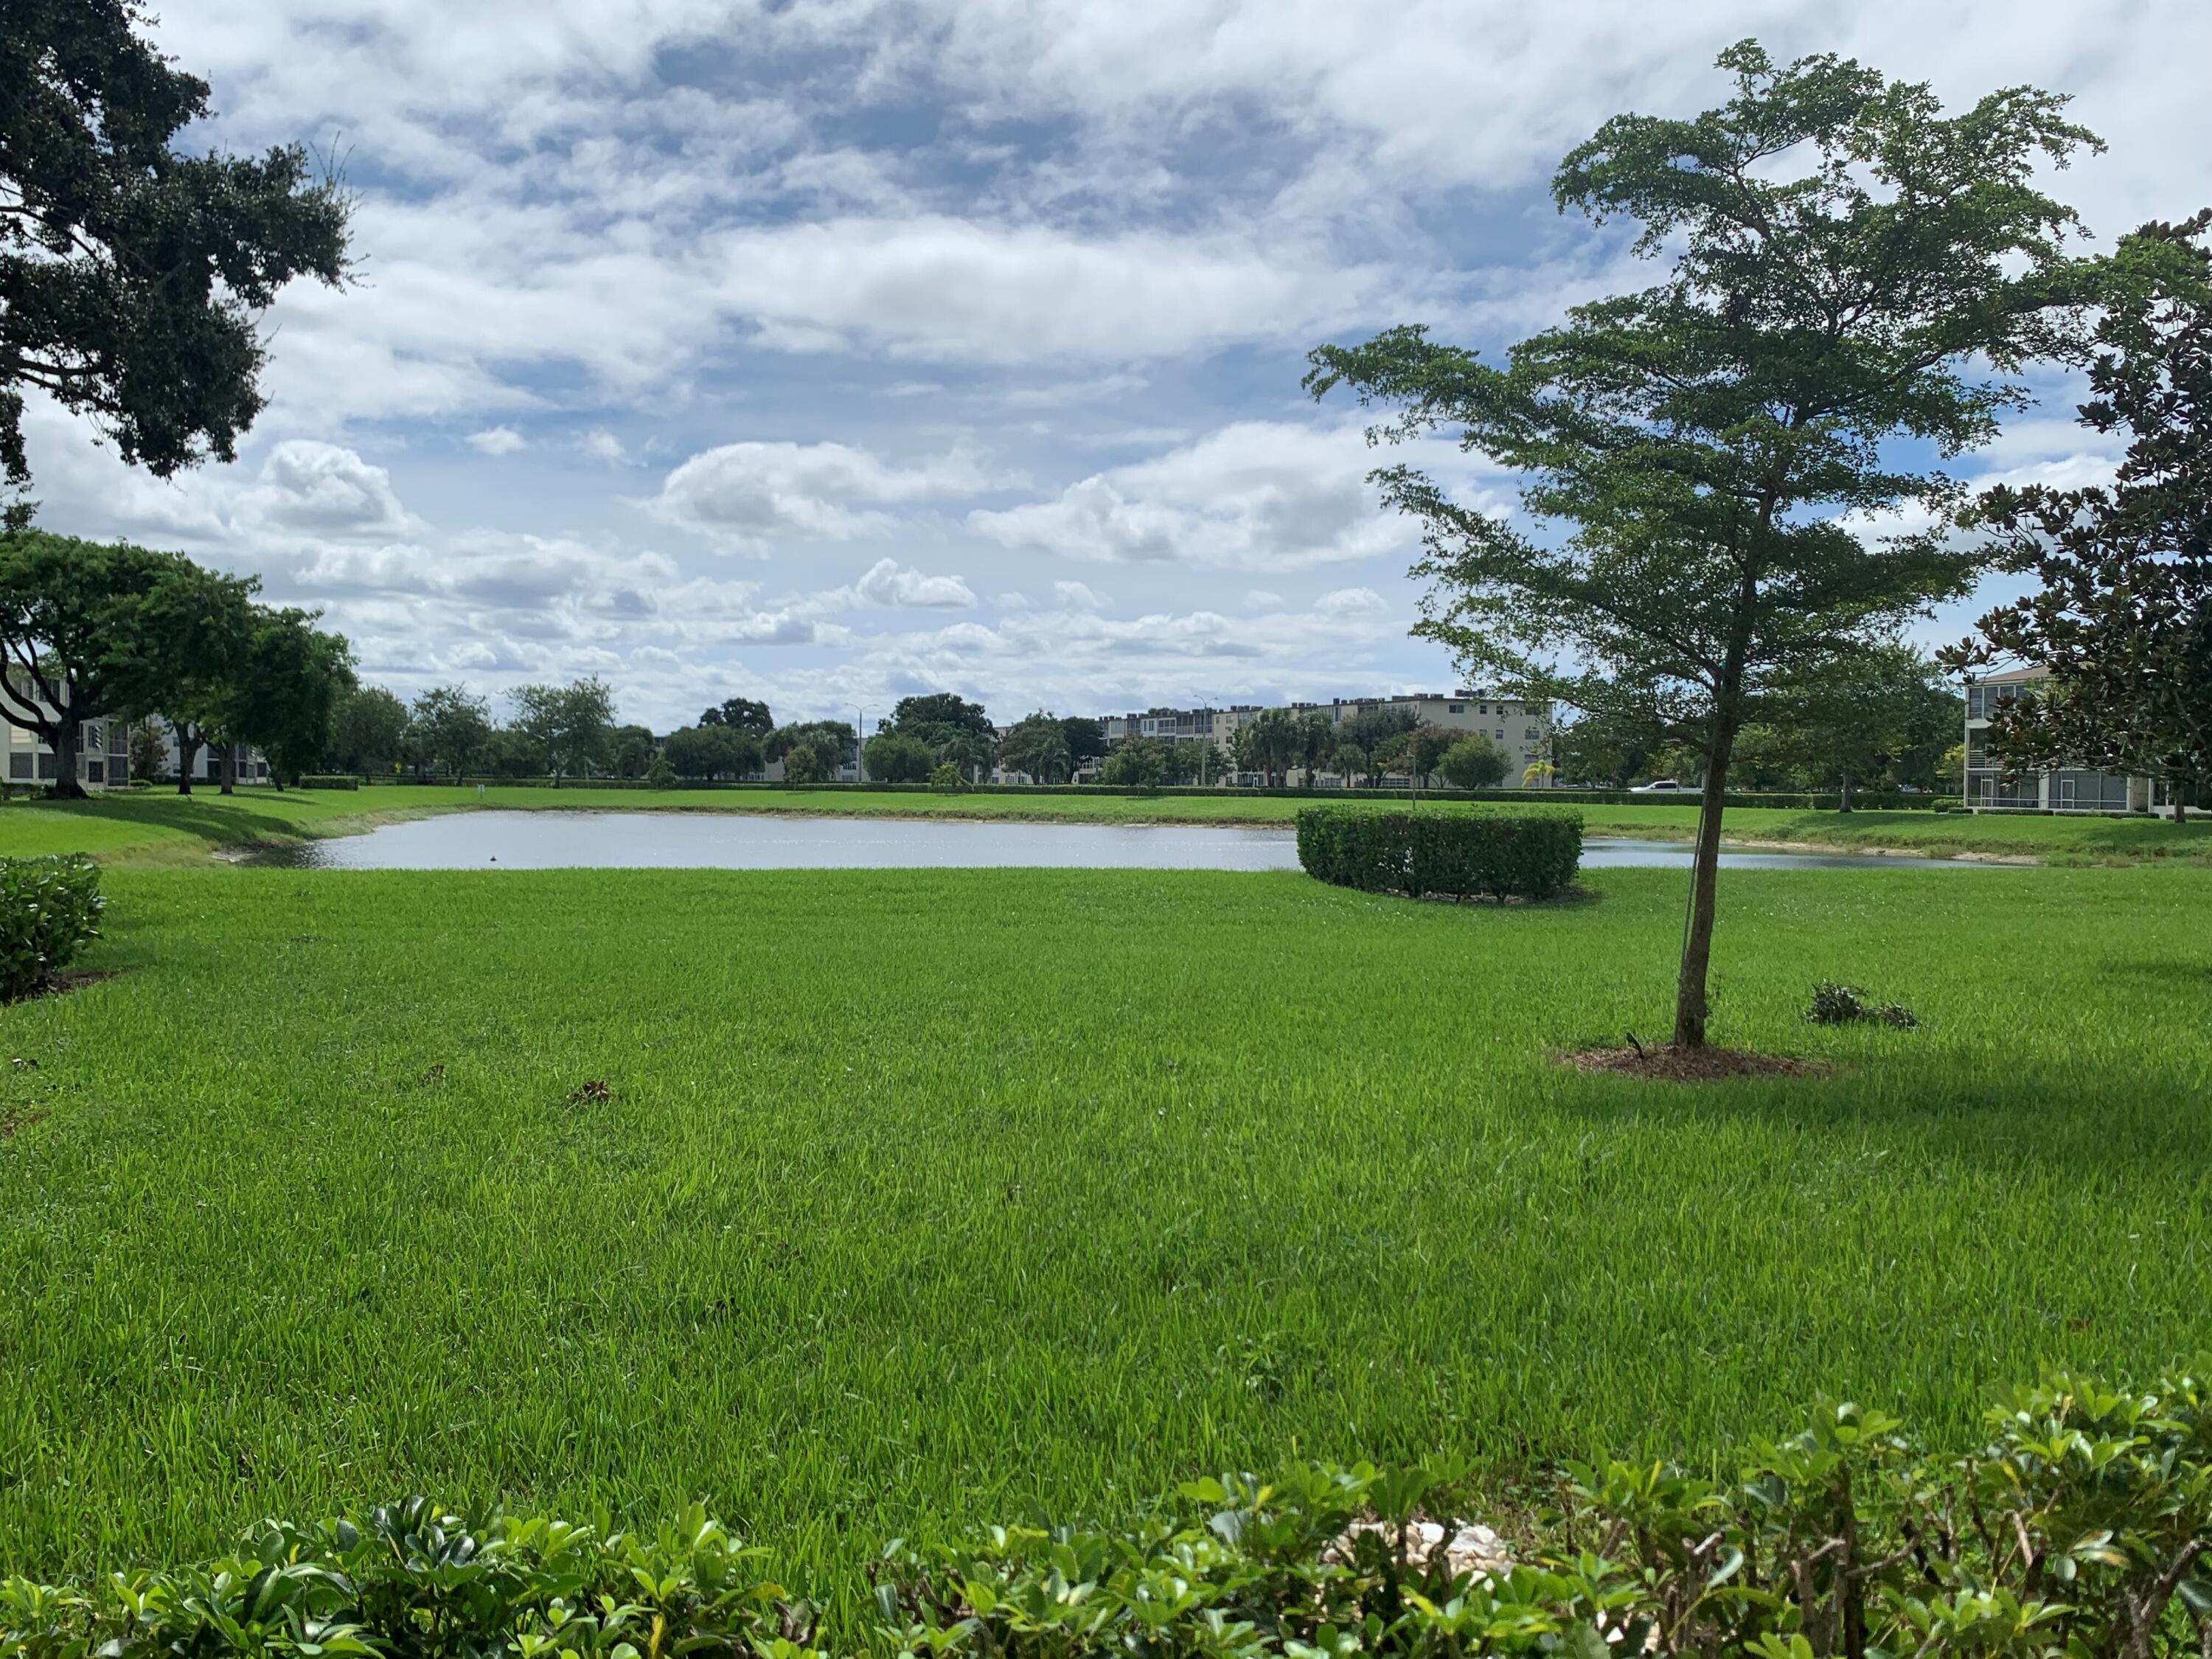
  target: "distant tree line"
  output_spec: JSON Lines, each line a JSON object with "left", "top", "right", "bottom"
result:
{"left": 1554, "top": 644, "right": 1964, "bottom": 803}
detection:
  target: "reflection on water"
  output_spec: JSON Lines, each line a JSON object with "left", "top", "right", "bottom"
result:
{"left": 277, "top": 811, "right": 1999, "bottom": 873}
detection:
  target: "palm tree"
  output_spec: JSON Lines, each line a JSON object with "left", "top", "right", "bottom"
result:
{"left": 1295, "top": 710, "right": 1335, "bottom": 788}
{"left": 936, "top": 727, "right": 996, "bottom": 785}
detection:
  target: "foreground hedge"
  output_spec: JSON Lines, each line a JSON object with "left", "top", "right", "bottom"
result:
{"left": 1297, "top": 807, "right": 1582, "bottom": 900}
{"left": 7, "top": 1364, "right": 2211, "bottom": 1659}
{"left": 0, "top": 854, "right": 102, "bottom": 1001}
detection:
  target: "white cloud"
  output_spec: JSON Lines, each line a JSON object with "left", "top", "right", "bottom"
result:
{"left": 467, "top": 426, "right": 528, "bottom": 456}
{"left": 1245, "top": 589, "right": 1284, "bottom": 610}
{"left": 1316, "top": 585, "right": 1386, "bottom": 614}
{"left": 246, "top": 441, "right": 415, "bottom": 536}
{"left": 852, "top": 558, "right": 978, "bottom": 608}
{"left": 645, "top": 440, "right": 996, "bottom": 551}
{"left": 1053, "top": 580, "right": 1107, "bottom": 611}
{"left": 582, "top": 428, "right": 630, "bottom": 464}
{"left": 969, "top": 422, "right": 1472, "bottom": 571}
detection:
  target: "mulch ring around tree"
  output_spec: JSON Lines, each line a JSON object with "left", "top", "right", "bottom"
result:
{"left": 1561, "top": 1042, "right": 1836, "bottom": 1082}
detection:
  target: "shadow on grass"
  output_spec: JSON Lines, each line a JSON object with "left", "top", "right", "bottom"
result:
{"left": 1549, "top": 1049, "right": 2212, "bottom": 1180}
{"left": 12, "top": 793, "right": 316, "bottom": 847}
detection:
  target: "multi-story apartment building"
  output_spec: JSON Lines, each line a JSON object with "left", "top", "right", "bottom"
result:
{"left": 1316, "top": 692, "right": 1551, "bottom": 784}
{"left": 4, "top": 714, "right": 131, "bottom": 787}
{"left": 1087, "top": 692, "right": 1554, "bottom": 786}
{"left": 1963, "top": 666, "right": 2177, "bottom": 814}
{"left": 3, "top": 681, "right": 271, "bottom": 788}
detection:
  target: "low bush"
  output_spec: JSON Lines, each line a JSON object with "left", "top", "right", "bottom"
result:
{"left": 0, "top": 853, "right": 103, "bottom": 1001}
{"left": 9, "top": 1363, "right": 2211, "bottom": 1659}
{"left": 929, "top": 762, "right": 964, "bottom": 793}
{"left": 1806, "top": 978, "right": 1920, "bottom": 1028}
{"left": 1297, "top": 806, "right": 1582, "bottom": 900}
{"left": 298, "top": 774, "right": 361, "bottom": 790}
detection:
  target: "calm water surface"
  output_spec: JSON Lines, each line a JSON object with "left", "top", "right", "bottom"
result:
{"left": 285, "top": 811, "right": 1997, "bottom": 872}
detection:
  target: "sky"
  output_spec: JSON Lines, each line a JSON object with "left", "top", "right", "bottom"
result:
{"left": 21, "top": 0, "right": 2212, "bottom": 732}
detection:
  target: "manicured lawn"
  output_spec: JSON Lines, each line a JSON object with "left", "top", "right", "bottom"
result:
{"left": 2, "top": 852, "right": 2207, "bottom": 1630}
{"left": 4, "top": 785, "right": 2206, "bottom": 865}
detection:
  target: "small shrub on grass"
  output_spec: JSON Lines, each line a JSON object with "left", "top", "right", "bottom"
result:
{"left": 0, "top": 854, "right": 103, "bottom": 1001}
{"left": 298, "top": 774, "right": 361, "bottom": 790}
{"left": 1297, "top": 807, "right": 1582, "bottom": 900}
{"left": 11, "top": 1363, "right": 2212, "bottom": 1659}
{"left": 1806, "top": 978, "right": 1920, "bottom": 1027}
{"left": 929, "top": 762, "right": 964, "bottom": 793}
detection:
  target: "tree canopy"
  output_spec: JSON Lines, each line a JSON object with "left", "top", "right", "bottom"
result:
{"left": 510, "top": 678, "right": 616, "bottom": 784}
{"left": 409, "top": 685, "right": 490, "bottom": 783}
{"left": 699, "top": 698, "right": 773, "bottom": 736}
{"left": 863, "top": 729, "right": 936, "bottom": 784}
{"left": 0, "top": 529, "right": 212, "bottom": 794}
{"left": 2, "top": 1, "right": 352, "bottom": 523}
{"left": 1943, "top": 211, "right": 2212, "bottom": 824}
{"left": 996, "top": 712, "right": 1071, "bottom": 782}
{"left": 1307, "top": 41, "right": 2098, "bottom": 1046}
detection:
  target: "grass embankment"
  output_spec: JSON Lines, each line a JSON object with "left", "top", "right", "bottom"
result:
{"left": 1, "top": 851, "right": 2207, "bottom": 1627}
{"left": 4, "top": 785, "right": 2207, "bottom": 865}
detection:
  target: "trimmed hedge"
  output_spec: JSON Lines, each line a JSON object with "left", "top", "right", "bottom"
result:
{"left": 298, "top": 774, "right": 361, "bottom": 790}
{"left": 1297, "top": 806, "right": 1582, "bottom": 900}
{"left": 7, "top": 1364, "right": 2211, "bottom": 1659}
{"left": 0, "top": 853, "right": 103, "bottom": 1001}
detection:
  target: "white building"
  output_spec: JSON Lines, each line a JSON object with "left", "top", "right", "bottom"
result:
{"left": 1964, "top": 666, "right": 2180, "bottom": 815}
{"left": 1088, "top": 692, "right": 1554, "bottom": 787}
{"left": 2, "top": 679, "right": 270, "bottom": 789}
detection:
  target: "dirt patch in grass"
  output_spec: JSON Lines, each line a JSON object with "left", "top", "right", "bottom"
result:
{"left": 1, "top": 967, "right": 116, "bottom": 1007}
{"left": 1562, "top": 1042, "right": 1835, "bottom": 1082}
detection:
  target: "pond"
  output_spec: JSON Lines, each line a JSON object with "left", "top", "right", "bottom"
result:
{"left": 280, "top": 811, "right": 2002, "bottom": 872}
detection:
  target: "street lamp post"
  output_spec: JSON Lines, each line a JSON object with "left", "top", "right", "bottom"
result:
{"left": 853, "top": 706, "right": 867, "bottom": 783}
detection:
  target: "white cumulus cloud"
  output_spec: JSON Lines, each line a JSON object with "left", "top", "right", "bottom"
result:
{"left": 646, "top": 440, "right": 996, "bottom": 551}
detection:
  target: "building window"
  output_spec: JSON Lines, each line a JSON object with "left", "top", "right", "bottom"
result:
{"left": 1448, "top": 703, "right": 1464, "bottom": 713}
{"left": 1525, "top": 727, "right": 1540, "bottom": 741}
{"left": 7, "top": 754, "right": 27, "bottom": 779}
{"left": 2055, "top": 770, "right": 2129, "bottom": 810}
{"left": 86, "top": 759, "right": 104, "bottom": 783}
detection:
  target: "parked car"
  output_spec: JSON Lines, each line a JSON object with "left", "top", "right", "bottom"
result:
{"left": 1630, "top": 778, "right": 1687, "bottom": 792}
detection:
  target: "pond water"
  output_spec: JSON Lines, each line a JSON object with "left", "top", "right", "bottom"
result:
{"left": 282, "top": 811, "right": 1999, "bottom": 872}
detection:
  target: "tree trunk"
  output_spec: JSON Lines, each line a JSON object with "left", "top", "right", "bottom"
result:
{"left": 220, "top": 742, "right": 238, "bottom": 795}
{"left": 176, "top": 731, "right": 201, "bottom": 794}
{"left": 1839, "top": 764, "right": 1852, "bottom": 813}
{"left": 50, "top": 724, "right": 85, "bottom": 799}
{"left": 1672, "top": 723, "right": 1740, "bottom": 1050}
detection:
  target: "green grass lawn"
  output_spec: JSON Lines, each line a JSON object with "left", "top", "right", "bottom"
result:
{"left": 2, "top": 850, "right": 2208, "bottom": 1627}
{"left": 4, "top": 785, "right": 2206, "bottom": 865}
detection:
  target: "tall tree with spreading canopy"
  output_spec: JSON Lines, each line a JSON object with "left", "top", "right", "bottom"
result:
{"left": 1307, "top": 41, "right": 2098, "bottom": 1048}
{"left": 996, "top": 712, "right": 1071, "bottom": 782}
{"left": 698, "top": 698, "right": 773, "bottom": 735}
{"left": 0, "top": 529, "right": 214, "bottom": 795}
{"left": 1941, "top": 212, "right": 2212, "bottom": 826}
{"left": 211, "top": 608, "right": 352, "bottom": 787}
{"left": 408, "top": 685, "right": 490, "bottom": 784}
{"left": 2, "top": 1, "right": 352, "bottom": 524}
{"left": 1737, "top": 641, "right": 1962, "bottom": 804}
{"left": 510, "top": 678, "right": 616, "bottom": 785}
{"left": 328, "top": 684, "right": 409, "bottom": 779}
